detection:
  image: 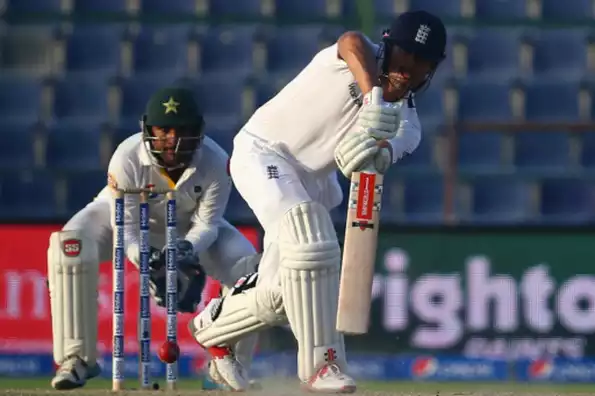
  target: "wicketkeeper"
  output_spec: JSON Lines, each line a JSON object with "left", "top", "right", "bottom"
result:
{"left": 47, "top": 87, "right": 260, "bottom": 390}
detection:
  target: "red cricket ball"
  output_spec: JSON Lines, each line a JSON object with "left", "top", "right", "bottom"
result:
{"left": 158, "top": 341, "right": 180, "bottom": 364}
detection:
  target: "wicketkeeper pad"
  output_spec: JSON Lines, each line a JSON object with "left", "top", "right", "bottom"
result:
{"left": 278, "top": 201, "right": 347, "bottom": 381}
{"left": 48, "top": 231, "right": 99, "bottom": 365}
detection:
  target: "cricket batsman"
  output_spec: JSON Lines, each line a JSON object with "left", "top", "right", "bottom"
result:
{"left": 47, "top": 87, "right": 259, "bottom": 390}
{"left": 189, "top": 10, "right": 447, "bottom": 392}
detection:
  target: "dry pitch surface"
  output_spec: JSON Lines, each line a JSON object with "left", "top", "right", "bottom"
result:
{"left": 0, "top": 379, "right": 593, "bottom": 396}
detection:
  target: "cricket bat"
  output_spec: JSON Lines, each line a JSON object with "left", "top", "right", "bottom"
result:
{"left": 336, "top": 169, "right": 384, "bottom": 334}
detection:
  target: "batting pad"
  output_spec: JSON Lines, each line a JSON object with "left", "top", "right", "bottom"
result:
{"left": 218, "top": 284, "right": 260, "bottom": 372}
{"left": 191, "top": 281, "right": 286, "bottom": 348}
{"left": 48, "top": 231, "right": 99, "bottom": 365}
{"left": 278, "top": 202, "right": 347, "bottom": 381}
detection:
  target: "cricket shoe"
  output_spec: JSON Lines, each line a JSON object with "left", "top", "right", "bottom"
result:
{"left": 51, "top": 355, "right": 101, "bottom": 390}
{"left": 204, "top": 346, "right": 250, "bottom": 391}
{"left": 302, "top": 363, "right": 356, "bottom": 394}
{"left": 202, "top": 371, "right": 262, "bottom": 391}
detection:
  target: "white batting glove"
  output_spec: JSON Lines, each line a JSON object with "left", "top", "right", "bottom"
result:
{"left": 356, "top": 87, "right": 400, "bottom": 139}
{"left": 334, "top": 134, "right": 393, "bottom": 178}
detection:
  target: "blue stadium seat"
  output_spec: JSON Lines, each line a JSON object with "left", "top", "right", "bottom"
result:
{"left": 414, "top": 86, "right": 444, "bottom": 127}
{"left": 73, "top": 0, "right": 129, "bottom": 13}
{"left": 402, "top": 175, "right": 444, "bottom": 223}
{"left": 457, "top": 82, "right": 512, "bottom": 121}
{"left": 524, "top": 82, "right": 579, "bottom": 121}
{"left": 541, "top": 0, "right": 594, "bottom": 21}
{"left": 466, "top": 28, "right": 523, "bottom": 81}
{"left": 514, "top": 132, "right": 572, "bottom": 174}
{"left": 52, "top": 78, "right": 109, "bottom": 126}
{"left": 275, "top": 0, "right": 329, "bottom": 19}
{"left": 0, "top": 25, "right": 57, "bottom": 75}
{"left": 254, "top": 79, "right": 281, "bottom": 108}
{"left": 532, "top": 29, "right": 588, "bottom": 80}
{"left": 540, "top": 178, "right": 595, "bottom": 224}
{"left": 45, "top": 125, "right": 103, "bottom": 170}
{"left": 0, "top": 76, "right": 42, "bottom": 123}
{"left": 0, "top": 170, "right": 57, "bottom": 218}
{"left": 397, "top": 136, "right": 435, "bottom": 172}
{"left": 111, "top": 121, "right": 141, "bottom": 149}
{"left": 188, "top": 78, "right": 246, "bottom": 122}
{"left": 5, "top": 0, "right": 65, "bottom": 13}
{"left": 580, "top": 132, "right": 595, "bottom": 169}
{"left": 266, "top": 26, "right": 324, "bottom": 75}
{"left": 66, "top": 26, "right": 124, "bottom": 77}
{"left": 467, "top": 177, "right": 531, "bottom": 223}
{"left": 132, "top": 26, "right": 191, "bottom": 78}
{"left": 475, "top": 0, "right": 528, "bottom": 19}
{"left": 0, "top": 122, "right": 37, "bottom": 169}
{"left": 140, "top": 0, "right": 200, "bottom": 14}
{"left": 206, "top": 125, "right": 238, "bottom": 155}
{"left": 409, "top": 0, "right": 461, "bottom": 17}
{"left": 458, "top": 132, "right": 505, "bottom": 174}
{"left": 208, "top": 0, "right": 264, "bottom": 17}
{"left": 225, "top": 187, "right": 255, "bottom": 222}
{"left": 66, "top": 170, "right": 106, "bottom": 213}
{"left": 200, "top": 25, "right": 259, "bottom": 78}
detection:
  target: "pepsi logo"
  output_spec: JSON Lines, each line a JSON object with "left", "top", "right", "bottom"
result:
{"left": 411, "top": 356, "right": 438, "bottom": 378}
{"left": 528, "top": 359, "right": 553, "bottom": 379}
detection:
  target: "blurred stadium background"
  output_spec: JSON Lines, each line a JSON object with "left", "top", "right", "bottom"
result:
{"left": 1, "top": 0, "right": 595, "bottom": 387}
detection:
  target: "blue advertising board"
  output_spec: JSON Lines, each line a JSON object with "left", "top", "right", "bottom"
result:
{"left": 516, "top": 359, "right": 595, "bottom": 382}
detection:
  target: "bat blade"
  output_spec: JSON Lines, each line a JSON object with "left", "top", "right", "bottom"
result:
{"left": 336, "top": 170, "right": 383, "bottom": 334}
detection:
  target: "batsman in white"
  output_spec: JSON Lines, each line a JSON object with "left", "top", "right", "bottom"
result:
{"left": 189, "top": 10, "right": 447, "bottom": 393}
{"left": 47, "top": 87, "right": 260, "bottom": 390}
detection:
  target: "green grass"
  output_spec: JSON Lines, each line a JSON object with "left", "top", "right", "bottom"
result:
{"left": 0, "top": 378, "right": 593, "bottom": 394}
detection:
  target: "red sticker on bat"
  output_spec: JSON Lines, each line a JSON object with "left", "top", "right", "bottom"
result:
{"left": 356, "top": 173, "right": 375, "bottom": 221}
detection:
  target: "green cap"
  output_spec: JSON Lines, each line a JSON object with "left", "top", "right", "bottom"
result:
{"left": 144, "top": 87, "right": 203, "bottom": 127}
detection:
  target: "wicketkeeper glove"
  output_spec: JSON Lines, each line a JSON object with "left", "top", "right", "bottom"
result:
{"left": 148, "top": 240, "right": 206, "bottom": 313}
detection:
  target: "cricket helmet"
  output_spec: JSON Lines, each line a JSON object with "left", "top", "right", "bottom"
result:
{"left": 380, "top": 10, "right": 447, "bottom": 92}
{"left": 142, "top": 87, "right": 205, "bottom": 169}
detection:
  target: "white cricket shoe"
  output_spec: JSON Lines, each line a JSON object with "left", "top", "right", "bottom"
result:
{"left": 206, "top": 346, "right": 250, "bottom": 391}
{"left": 302, "top": 363, "right": 357, "bottom": 394}
{"left": 51, "top": 355, "right": 100, "bottom": 390}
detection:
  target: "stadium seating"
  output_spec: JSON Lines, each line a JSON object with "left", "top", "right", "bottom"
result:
{"left": 200, "top": 25, "right": 260, "bottom": 78}
{"left": 3, "top": 0, "right": 65, "bottom": 14}
{"left": 131, "top": 25, "right": 194, "bottom": 78}
{"left": 140, "top": 0, "right": 201, "bottom": 15}
{"left": 0, "top": 76, "right": 42, "bottom": 124}
{"left": 0, "top": 5, "right": 594, "bottom": 224}
{"left": 462, "top": 176, "right": 533, "bottom": 223}
{"left": 0, "top": 122, "right": 38, "bottom": 170}
{"left": 64, "top": 25, "right": 126, "bottom": 78}
{"left": 0, "top": 170, "right": 57, "bottom": 219}
{"left": 541, "top": 0, "right": 595, "bottom": 21}
{"left": 540, "top": 178, "right": 595, "bottom": 223}
{"left": 208, "top": 0, "right": 265, "bottom": 18}
{"left": 51, "top": 77, "right": 110, "bottom": 127}
{"left": 73, "top": 0, "right": 129, "bottom": 13}
{"left": 457, "top": 132, "right": 506, "bottom": 175}
{"left": 474, "top": 0, "right": 528, "bottom": 19}
{"left": 45, "top": 125, "right": 104, "bottom": 170}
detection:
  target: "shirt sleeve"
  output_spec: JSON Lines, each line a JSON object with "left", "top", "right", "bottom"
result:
{"left": 107, "top": 149, "right": 142, "bottom": 267}
{"left": 183, "top": 158, "right": 232, "bottom": 254}
{"left": 389, "top": 93, "right": 422, "bottom": 163}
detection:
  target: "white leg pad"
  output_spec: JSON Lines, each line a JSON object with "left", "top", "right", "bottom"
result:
{"left": 219, "top": 283, "right": 260, "bottom": 372}
{"left": 47, "top": 230, "right": 99, "bottom": 365}
{"left": 191, "top": 273, "right": 286, "bottom": 348}
{"left": 278, "top": 202, "right": 346, "bottom": 381}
